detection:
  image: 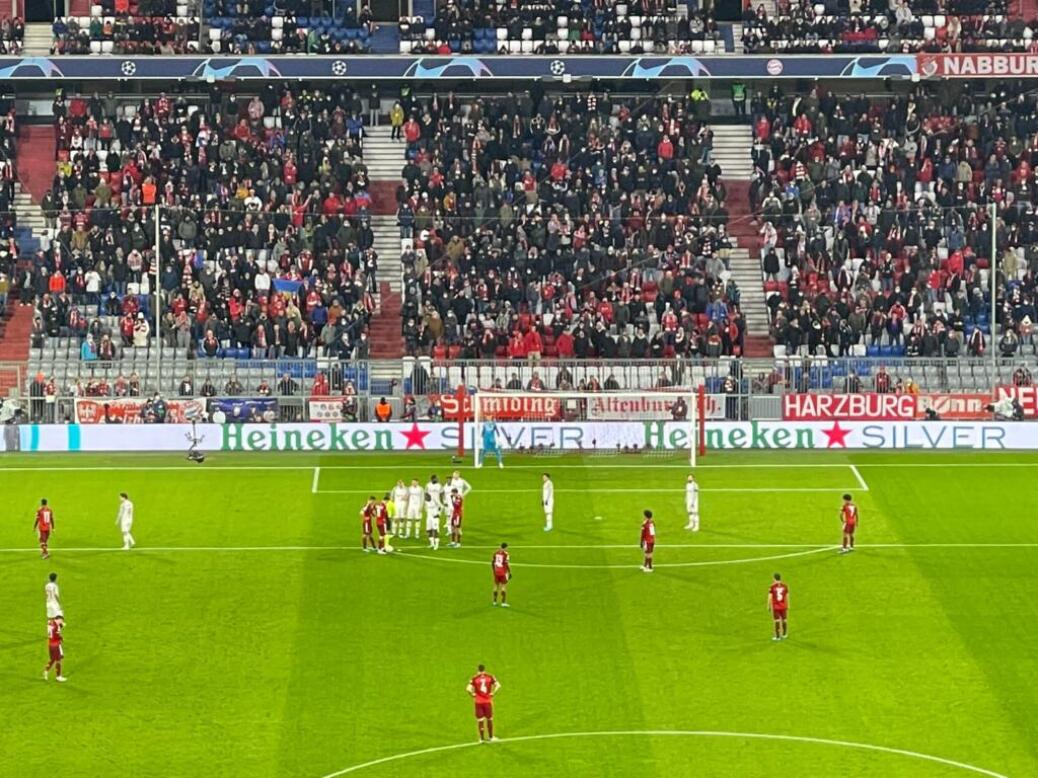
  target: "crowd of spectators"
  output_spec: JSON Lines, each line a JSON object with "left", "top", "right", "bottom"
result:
{"left": 742, "top": 0, "right": 1024, "bottom": 55}
{"left": 51, "top": 1, "right": 201, "bottom": 55}
{"left": 26, "top": 84, "right": 379, "bottom": 368}
{"left": 203, "top": 0, "right": 374, "bottom": 54}
{"left": 749, "top": 82, "right": 1038, "bottom": 359}
{"left": 0, "top": 15, "right": 23, "bottom": 55}
{"left": 401, "top": 0, "right": 724, "bottom": 54}
{"left": 395, "top": 89, "right": 747, "bottom": 362}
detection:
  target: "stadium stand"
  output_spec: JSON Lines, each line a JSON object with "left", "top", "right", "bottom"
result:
{"left": 202, "top": 0, "right": 374, "bottom": 54}
{"left": 51, "top": 1, "right": 201, "bottom": 55}
{"left": 741, "top": 0, "right": 1025, "bottom": 54}
{"left": 400, "top": 0, "right": 726, "bottom": 54}
{"left": 0, "top": 14, "right": 23, "bottom": 54}
{"left": 25, "top": 85, "right": 380, "bottom": 397}
{"left": 393, "top": 91, "right": 745, "bottom": 362}
{"left": 748, "top": 83, "right": 1038, "bottom": 360}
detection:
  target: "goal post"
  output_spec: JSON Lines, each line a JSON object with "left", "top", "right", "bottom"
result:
{"left": 472, "top": 389, "right": 701, "bottom": 466}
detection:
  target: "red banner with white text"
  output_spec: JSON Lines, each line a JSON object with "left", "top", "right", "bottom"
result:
{"left": 918, "top": 53, "right": 1038, "bottom": 78}
{"left": 438, "top": 393, "right": 563, "bottom": 422}
{"left": 783, "top": 393, "right": 917, "bottom": 421}
{"left": 995, "top": 386, "right": 1038, "bottom": 418}
{"left": 74, "top": 397, "right": 206, "bottom": 424}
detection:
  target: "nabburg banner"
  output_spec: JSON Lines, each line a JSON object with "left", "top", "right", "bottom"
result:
{"left": 918, "top": 53, "right": 1038, "bottom": 78}
{"left": 783, "top": 393, "right": 917, "bottom": 421}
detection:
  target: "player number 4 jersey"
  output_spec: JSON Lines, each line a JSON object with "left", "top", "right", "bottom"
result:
{"left": 470, "top": 673, "right": 497, "bottom": 703}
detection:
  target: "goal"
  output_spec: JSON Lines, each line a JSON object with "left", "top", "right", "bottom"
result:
{"left": 471, "top": 389, "right": 705, "bottom": 466}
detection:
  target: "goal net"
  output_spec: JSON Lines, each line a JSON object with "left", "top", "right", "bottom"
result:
{"left": 472, "top": 390, "right": 700, "bottom": 466}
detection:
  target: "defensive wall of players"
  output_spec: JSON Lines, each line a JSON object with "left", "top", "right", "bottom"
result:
{"left": 1, "top": 419, "right": 1033, "bottom": 453}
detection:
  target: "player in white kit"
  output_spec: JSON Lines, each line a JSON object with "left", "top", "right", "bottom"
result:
{"left": 542, "top": 473, "right": 554, "bottom": 531}
{"left": 116, "top": 492, "right": 136, "bottom": 549}
{"left": 392, "top": 480, "right": 410, "bottom": 537}
{"left": 448, "top": 470, "right": 472, "bottom": 498}
{"left": 424, "top": 493, "right": 441, "bottom": 549}
{"left": 45, "top": 572, "right": 63, "bottom": 619}
{"left": 406, "top": 479, "right": 423, "bottom": 539}
{"left": 684, "top": 474, "right": 700, "bottom": 531}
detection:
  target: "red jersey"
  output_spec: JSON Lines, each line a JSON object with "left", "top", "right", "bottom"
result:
{"left": 47, "top": 619, "right": 63, "bottom": 646}
{"left": 769, "top": 582, "right": 789, "bottom": 611}
{"left": 35, "top": 507, "right": 53, "bottom": 531}
{"left": 492, "top": 550, "right": 510, "bottom": 573}
{"left": 361, "top": 503, "right": 375, "bottom": 531}
{"left": 451, "top": 495, "right": 464, "bottom": 521}
{"left": 470, "top": 672, "right": 497, "bottom": 704}
{"left": 640, "top": 518, "right": 655, "bottom": 544}
{"left": 375, "top": 503, "right": 389, "bottom": 528}
{"left": 841, "top": 502, "right": 859, "bottom": 526}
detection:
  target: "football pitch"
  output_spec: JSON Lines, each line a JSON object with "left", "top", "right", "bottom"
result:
{"left": 0, "top": 450, "right": 1035, "bottom": 778}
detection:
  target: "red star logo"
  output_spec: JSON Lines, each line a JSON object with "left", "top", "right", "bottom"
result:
{"left": 400, "top": 422, "right": 431, "bottom": 450}
{"left": 822, "top": 421, "right": 851, "bottom": 448}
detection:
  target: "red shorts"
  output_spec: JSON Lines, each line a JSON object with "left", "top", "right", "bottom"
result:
{"left": 772, "top": 607, "right": 788, "bottom": 620}
{"left": 39, "top": 530, "right": 50, "bottom": 543}
{"left": 376, "top": 523, "right": 388, "bottom": 535}
{"left": 643, "top": 541, "right": 655, "bottom": 553}
{"left": 474, "top": 702, "right": 493, "bottom": 720}
{"left": 843, "top": 523, "right": 856, "bottom": 535}
{"left": 451, "top": 519, "right": 461, "bottom": 529}
{"left": 494, "top": 572, "right": 509, "bottom": 584}
{"left": 362, "top": 521, "right": 372, "bottom": 535}
{"left": 48, "top": 643, "right": 63, "bottom": 662}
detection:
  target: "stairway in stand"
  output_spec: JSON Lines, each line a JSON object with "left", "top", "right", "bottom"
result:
{"left": 364, "top": 126, "right": 407, "bottom": 361}
{"left": 712, "top": 124, "right": 771, "bottom": 357}
{"left": 22, "top": 23, "right": 52, "bottom": 56}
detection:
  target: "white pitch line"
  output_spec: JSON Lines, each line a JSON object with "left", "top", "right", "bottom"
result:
{"left": 2, "top": 461, "right": 1038, "bottom": 473}
{"left": 319, "top": 729, "right": 1009, "bottom": 778}
{"left": 311, "top": 467, "right": 321, "bottom": 495}
{"left": 0, "top": 543, "right": 1031, "bottom": 555}
{"left": 849, "top": 465, "right": 870, "bottom": 492}
{"left": 317, "top": 487, "right": 858, "bottom": 495}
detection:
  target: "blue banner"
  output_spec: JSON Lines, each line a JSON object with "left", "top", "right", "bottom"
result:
{"left": 209, "top": 397, "right": 279, "bottom": 422}
{"left": 0, "top": 54, "right": 919, "bottom": 80}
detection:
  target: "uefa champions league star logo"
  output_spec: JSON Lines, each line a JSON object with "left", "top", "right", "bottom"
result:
{"left": 120, "top": 60, "right": 137, "bottom": 76}
{"left": 331, "top": 60, "right": 348, "bottom": 76}
{"left": 549, "top": 60, "right": 566, "bottom": 76}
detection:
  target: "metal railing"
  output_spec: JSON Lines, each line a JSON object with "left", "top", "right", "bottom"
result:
{"left": 4, "top": 356, "right": 1037, "bottom": 424}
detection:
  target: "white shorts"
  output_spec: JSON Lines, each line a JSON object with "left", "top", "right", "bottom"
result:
{"left": 425, "top": 515, "right": 440, "bottom": 532}
{"left": 406, "top": 505, "right": 421, "bottom": 520}
{"left": 119, "top": 521, "right": 133, "bottom": 532}
{"left": 543, "top": 503, "right": 553, "bottom": 514}
{"left": 46, "top": 603, "right": 63, "bottom": 619}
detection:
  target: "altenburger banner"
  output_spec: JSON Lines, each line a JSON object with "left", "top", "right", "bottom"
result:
{"left": 4, "top": 420, "right": 1028, "bottom": 452}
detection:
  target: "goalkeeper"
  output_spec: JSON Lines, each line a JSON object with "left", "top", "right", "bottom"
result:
{"left": 478, "top": 417, "right": 504, "bottom": 469}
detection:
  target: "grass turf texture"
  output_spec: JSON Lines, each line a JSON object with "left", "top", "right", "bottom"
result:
{"left": 0, "top": 451, "right": 1034, "bottom": 778}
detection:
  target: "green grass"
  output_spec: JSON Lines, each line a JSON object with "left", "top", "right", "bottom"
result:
{"left": 0, "top": 450, "right": 1035, "bottom": 778}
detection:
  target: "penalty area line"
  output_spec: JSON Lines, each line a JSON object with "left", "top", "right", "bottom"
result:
{"left": 319, "top": 730, "right": 1009, "bottom": 778}
{"left": 849, "top": 465, "right": 870, "bottom": 492}
{"left": 311, "top": 467, "right": 321, "bottom": 494}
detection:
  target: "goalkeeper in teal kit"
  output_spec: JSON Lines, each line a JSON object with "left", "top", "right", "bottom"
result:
{"left": 478, "top": 419, "right": 504, "bottom": 468}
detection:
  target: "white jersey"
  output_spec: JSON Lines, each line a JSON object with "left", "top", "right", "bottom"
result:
{"left": 448, "top": 476, "right": 472, "bottom": 497}
{"left": 406, "top": 485, "right": 423, "bottom": 519}
{"left": 424, "top": 498, "right": 441, "bottom": 531}
{"left": 392, "top": 485, "right": 408, "bottom": 512}
{"left": 425, "top": 481, "right": 442, "bottom": 508}
{"left": 686, "top": 482, "right": 699, "bottom": 512}
{"left": 542, "top": 479, "right": 554, "bottom": 512}
{"left": 118, "top": 498, "right": 134, "bottom": 529}
{"left": 45, "top": 581, "right": 62, "bottom": 618}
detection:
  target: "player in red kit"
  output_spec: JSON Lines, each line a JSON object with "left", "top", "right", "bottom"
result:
{"left": 34, "top": 499, "right": 54, "bottom": 559}
{"left": 839, "top": 493, "right": 858, "bottom": 554}
{"left": 44, "top": 616, "right": 66, "bottom": 682}
{"left": 640, "top": 509, "right": 655, "bottom": 572}
{"left": 360, "top": 497, "right": 377, "bottom": 552}
{"left": 466, "top": 664, "right": 501, "bottom": 742}
{"left": 491, "top": 543, "right": 510, "bottom": 607}
{"left": 768, "top": 572, "right": 789, "bottom": 641}
{"left": 448, "top": 489, "right": 464, "bottom": 548}
{"left": 375, "top": 497, "right": 392, "bottom": 555}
